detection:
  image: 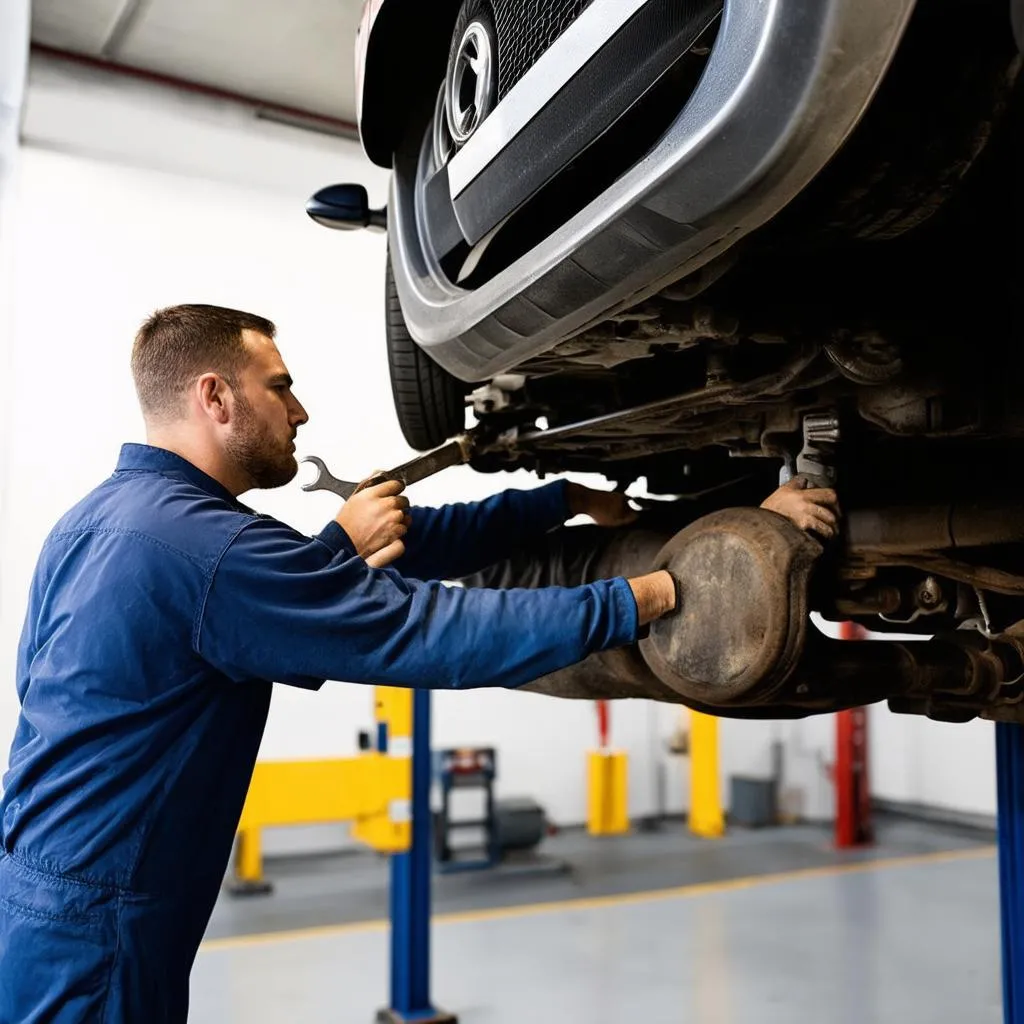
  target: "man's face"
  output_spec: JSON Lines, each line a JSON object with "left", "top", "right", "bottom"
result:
{"left": 225, "top": 331, "right": 309, "bottom": 490}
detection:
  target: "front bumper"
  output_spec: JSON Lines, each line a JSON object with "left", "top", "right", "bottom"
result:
{"left": 389, "top": 0, "right": 918, "bottom": 383}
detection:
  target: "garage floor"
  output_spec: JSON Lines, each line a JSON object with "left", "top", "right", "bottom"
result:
{"left": 191, "top": 816, "right": 1001, "bottom": 1023}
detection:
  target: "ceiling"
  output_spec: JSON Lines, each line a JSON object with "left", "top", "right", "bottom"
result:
{"left": 30, "top": 0, "right": 366, "bottom": 130}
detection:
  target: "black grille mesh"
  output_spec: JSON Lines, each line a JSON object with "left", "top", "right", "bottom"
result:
{"left": 490, "top": 0, "right": 597, "bottom": 99}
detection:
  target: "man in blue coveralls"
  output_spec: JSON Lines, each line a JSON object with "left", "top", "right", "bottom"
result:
{"left": 0, "top": 305, "right": 838, "bottom": 1022}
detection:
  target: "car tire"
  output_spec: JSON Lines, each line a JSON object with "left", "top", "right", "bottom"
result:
{"left": 386, "top": 256, "right": 466, "bottom": 451}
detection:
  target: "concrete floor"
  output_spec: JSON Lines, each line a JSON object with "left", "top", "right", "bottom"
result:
{"left": 192, "top": 817, "right": 1001, "bottom": 1023}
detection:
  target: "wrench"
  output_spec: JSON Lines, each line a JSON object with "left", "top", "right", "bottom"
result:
{"left": 301, "top": 434, "right": 475, "bottom": 501}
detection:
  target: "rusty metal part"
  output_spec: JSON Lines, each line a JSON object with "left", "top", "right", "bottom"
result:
{"left": 519, "top": 619, "right": 1024, "bottom": 722}
{"left": 459, "top": 523, "right": 685, "bottom": 704}
{"left": 515, "top": 624, "right": 1024, "bottom": 723}
{"left": 513, "top": 302, "right": 741, "bottom": 374}
{"left": 638, "top": 508, "right": 823, "bottom": 705}
{"left": 845, "top": 500, "right": 1024, "bottom": 554}
{"left": 459, "top": 509, "right": 1024, "bottom": 723}
{"left": 506, "top": 343, "right": 825, "bottom": 459}
{"left": 789, "top": 630, "right": 1024, "bottom": 715}
{"left": 893, "top": 631, "right": 1024, "bottom": 722}
{"left": 830, "top": 576, "right": 951, "bottom": 622}
{"left": 824, "top": 330, "right": 903, "bottom": 385}
{"left": 874, "top": 555, "right": 1024, "bottom": 597}
{"left": 856, "top": 381, "right": 981, "bottom": 437}
{"left": 832, "top": 583, "right": 904, "bottom": 617}
{"left": 840, "top": 500, "right": 1024, "bottom": 595}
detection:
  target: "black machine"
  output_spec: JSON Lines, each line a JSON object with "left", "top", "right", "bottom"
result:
{"left": 432, "top": 747, "right": 548, "bottom": 873}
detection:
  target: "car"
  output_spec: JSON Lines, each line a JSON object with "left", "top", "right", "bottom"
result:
{"left": 313, "top": 0, "right": 1024, "bottom": 725}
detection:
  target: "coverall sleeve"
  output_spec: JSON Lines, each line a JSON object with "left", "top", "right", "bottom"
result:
{"left": 195, "top": 516, "right": 638, "bottom": 691}
{"left": 390, "top": 480, "right": 572, "bottom": 581}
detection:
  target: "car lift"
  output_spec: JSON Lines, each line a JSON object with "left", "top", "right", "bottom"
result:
{"left": 998, "top": 723, "right": 1024, "bottom": 1024}
{"left": 378, "top": 688, "right": 457, "bottom": 1024}
{"left": 231, "top": 686, "right": 455, "bottom": 1023}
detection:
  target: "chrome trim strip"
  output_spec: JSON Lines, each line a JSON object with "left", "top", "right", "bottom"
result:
{"left": 447, "top": 0, "right": 653, "bottom": 197}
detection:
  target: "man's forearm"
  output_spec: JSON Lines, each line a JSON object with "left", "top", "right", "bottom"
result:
{"left": 392, "top": 482, "right": 571, "bottom": 580}
{"left": 627, "top": 570, "right": 677, "bottom": 626}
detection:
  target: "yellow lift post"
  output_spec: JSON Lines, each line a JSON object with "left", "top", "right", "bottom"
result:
{"left": 231, "top": 686, "right": 413, "bottom": 893}
{"left": 587, "top": 699, "right": 630, "bottom": 836}
{"left": 689, "top": 710, "right": 725, "bottom": 839}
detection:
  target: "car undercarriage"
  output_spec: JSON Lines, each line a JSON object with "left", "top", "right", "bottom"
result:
{"left": 346, "top": 0, "right": 1024, "bottom": 726}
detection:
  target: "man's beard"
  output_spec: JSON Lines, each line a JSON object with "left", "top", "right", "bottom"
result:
{"left": 226, "top": 394, "right": 297, "bottom": 490}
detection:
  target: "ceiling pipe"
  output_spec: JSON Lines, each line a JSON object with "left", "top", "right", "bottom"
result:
{"left": 100, "top": 0, "right": 151, "bottom": 60}
{"left": 30, "top": 42, "right": 361, "bottom": 141}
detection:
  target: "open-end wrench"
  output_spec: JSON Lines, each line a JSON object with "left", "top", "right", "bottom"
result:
{"left": 301, "top": 434, "right": 475, "bottom": 501}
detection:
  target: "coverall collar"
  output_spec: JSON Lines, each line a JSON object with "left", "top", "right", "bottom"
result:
{"left": 116, "top": 443, "right": 241, "bottom": 507}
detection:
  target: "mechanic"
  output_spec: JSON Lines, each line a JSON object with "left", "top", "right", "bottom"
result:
{"left": 0, "top": 304, "right": 839, "bottom": 1023}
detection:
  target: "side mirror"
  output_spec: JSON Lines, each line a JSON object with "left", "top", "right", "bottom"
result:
{"left": 306, "top": 184, "right": 387, "bottom": 232}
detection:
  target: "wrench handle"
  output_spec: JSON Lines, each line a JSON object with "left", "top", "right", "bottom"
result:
{"left": 387, "top": 436, "right": 473, "bottom": 489}
{"left": 302, "top": 436, "right": 473, "bottom": 502}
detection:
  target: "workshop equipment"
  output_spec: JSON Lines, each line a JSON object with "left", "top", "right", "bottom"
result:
{"left": 689, "top": 710, "right": 725, "bottom": 838}
{"left": 834, "top": 621, "right": 873, "bottom": 848}
{"left": 587, "top": 700, "right": 630, "bottom": 836}
{"left": 433, "top": 747, "right": 498, "bottom": 872}
{"left": 433, "top": 747, "right": 548, "bottom": 872}
{"left": 301, "top": 435, "right": 474, "bottom": 500}
{"left": 729, "top": 740, "right": 783, "bottom": 828}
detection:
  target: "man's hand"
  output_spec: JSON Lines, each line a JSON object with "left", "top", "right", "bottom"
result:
{"left": 566, "top": 483, "right": 639, "bottom": 527}
{"left": 760, "top": 476, "right": 840, "bottom": 539}
{"left": 628, "top": 570, "right": 677, "bottom": 626}
{"left": 336, "top": 478, "right": 411, "bottom": 568}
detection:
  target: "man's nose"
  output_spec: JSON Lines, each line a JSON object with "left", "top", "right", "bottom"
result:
{"left": 290, "top": 398, "right": 309, "bottom": 427}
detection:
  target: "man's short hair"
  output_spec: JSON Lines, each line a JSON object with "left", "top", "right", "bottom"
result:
{"left": 131, "top": 304, "right": 276, "bottom": 420}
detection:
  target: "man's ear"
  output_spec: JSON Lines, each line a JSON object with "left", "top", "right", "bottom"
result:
{"left": 196, "top": 373, "right": 231, "bottom": 425}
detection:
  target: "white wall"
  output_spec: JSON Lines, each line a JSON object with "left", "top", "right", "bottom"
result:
{"left": 870, "top": 710, "right": 996, "bottom": 817}
{"left": 0, "top": 58, "right": 997, "bottom": 863}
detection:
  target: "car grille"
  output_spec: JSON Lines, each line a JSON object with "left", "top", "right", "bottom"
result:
{"left": 491, "top": 0, "right": 597, "bottom": 99}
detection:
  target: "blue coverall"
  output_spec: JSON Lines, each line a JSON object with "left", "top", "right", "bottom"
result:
{"left": 0, "top": 444, "right": 639, "bottom": 1023}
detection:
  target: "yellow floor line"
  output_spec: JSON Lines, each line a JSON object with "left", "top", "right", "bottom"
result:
{"left": 200, "top": 845, "right": 995, "bottom": 954}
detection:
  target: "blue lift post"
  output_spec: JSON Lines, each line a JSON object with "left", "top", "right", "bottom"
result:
{"left": 377, "top": 688, "right": 457, "bottom": 1024}
{"left": 998, "top": 723, "right": 1024, "bottom": 1023}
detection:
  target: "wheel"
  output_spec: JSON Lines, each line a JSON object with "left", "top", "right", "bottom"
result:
{"left": 385, "top": 256, "right": 466, "bottom": 451}
{"left": 444, "top": 0, "right": 498, "bottom": 150}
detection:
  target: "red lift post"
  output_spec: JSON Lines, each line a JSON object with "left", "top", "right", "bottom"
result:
{"left": 596, "top": 699, "right": 610, "bottom": 750}
{"left": 834, "top": 621, "right": 874, "bottom": 848}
